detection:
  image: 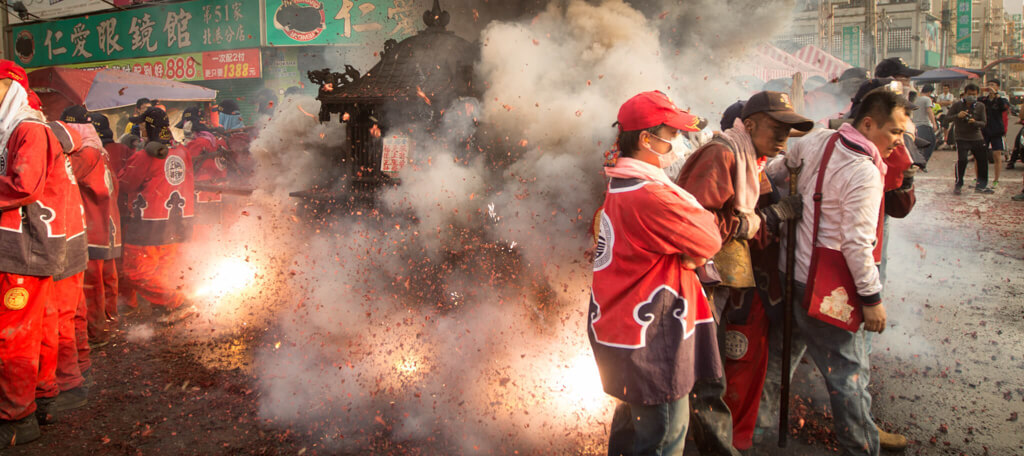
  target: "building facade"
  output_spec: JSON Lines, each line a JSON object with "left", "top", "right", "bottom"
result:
{"left": 779, "top": 0, "right": 1022, "bottom": 72}
{"left": 2, "top": 0, "right": 424, "bottom": 126}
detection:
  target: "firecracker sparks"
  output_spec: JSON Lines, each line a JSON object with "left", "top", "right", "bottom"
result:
{"left": 416, "top": 86, "right": 432, "bottom": 105}
{"left": 545, "top": 349, "right": 610, "bottom": 418}
{"left": 297, "top": 105, "right": 316, "bottom": 119}
{"left": 192, "top": 257, "right": 259, "bottom": 300}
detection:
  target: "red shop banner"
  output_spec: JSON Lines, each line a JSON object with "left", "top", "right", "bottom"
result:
{"left": 202, "top": 48, "right": 262, "bottom": 80}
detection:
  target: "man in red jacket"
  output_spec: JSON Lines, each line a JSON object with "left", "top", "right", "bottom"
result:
{"left": 34, "top": 120, "right": 90, "bottom": 424}
{"left": 591, "top": 91, "right": 723, "bottom": 455}
{"left": 674, "top": 91, "right": 811, "bottom": 452}
{"left": 90, "top": 113, "right": 131, "bottom": 323}
{"left": 61, "top": 107, "right": 122, "bottom": 348}
{"left": 75, "top": 111, "right": 124, "bottom": 338}
{"left": 0, "top": 60, "right": 71, "bottom": 446}
{"left": 178, "top": 107, "right": 227, "bottom": 240}
{"left": 118, "top": 107, "right": 196, "bottom": 324}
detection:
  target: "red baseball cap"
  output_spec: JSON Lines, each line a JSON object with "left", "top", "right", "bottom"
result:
{"left": 0, "top": 59, "right": 41, "bottom": 110}
{"left": 0, "top": 60, "right": 30, "bottom": 92}
{"left": 617, "top": 90, "right": 705, "bottom": 132}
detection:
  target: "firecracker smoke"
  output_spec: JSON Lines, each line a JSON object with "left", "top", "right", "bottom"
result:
{"left": 175, "top": 0, "right": 807, "bottom": 453}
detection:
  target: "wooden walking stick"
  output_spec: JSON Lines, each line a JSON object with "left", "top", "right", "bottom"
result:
{"left": 779, "top": 158, "right": 803, "bottom": 448}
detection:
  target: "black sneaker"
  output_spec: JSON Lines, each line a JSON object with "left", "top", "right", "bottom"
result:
{"left": 953, "top": 185, "right": 963, "bottom": 195}
{"left": 49, "top": 386, "right": 88, "bottom": 413}
{"left": 34, "top": 397, "right": 56, "bottom": 425}
{"left": 0, "top": 414, "right": 41, "bottom": 447}
{"left": 975, "top": 186, "right": 995, "bottom": 194}
{"left": 155, "top": 304, "right": 196, "bottom": 325}
{"left": 117, "top": 304, "right": 140, "bottom": 320}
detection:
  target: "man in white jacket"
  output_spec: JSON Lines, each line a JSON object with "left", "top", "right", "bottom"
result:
{"left": 764, "top": 89, "right": 911, "bottom": 456}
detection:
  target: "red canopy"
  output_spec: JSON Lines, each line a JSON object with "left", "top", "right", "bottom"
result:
{"left": 792, "top": 45, "right": 852, "bottom": 81}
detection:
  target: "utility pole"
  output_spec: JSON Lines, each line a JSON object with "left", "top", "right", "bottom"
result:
{"left": 829, "top": 4, "right": 836, "bottom": 54}
{"left": 867, "top": 0, "right": 878, "bottom": 70}
{"left": 941, "top": 0, "right": 951, "bottom": 66}
{"left": 0, "top": 1, "right": 9, "bottom": 61}
{"left": 819, "top": 0, "right": 829, "bottom": 49}
{"left": 880, "top": 9, "right": 890, "bottom": 61}
{"left": 982, "top": 3, "right": 989, "bottom": 68}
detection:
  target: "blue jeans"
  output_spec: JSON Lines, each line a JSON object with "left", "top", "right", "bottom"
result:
{"left": 758, "top": 283, "right": 880, "bottom": 456}
{"left": 608, "top": 396, "right": 691, "bottom": 456}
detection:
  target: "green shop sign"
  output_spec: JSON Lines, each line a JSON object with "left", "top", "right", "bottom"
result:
{"left": 956, "top": 0, "right": 972, "bottom": 54}
{"left": 12, "top": 0, "right": 259, "bottom": 68}
{"left": 266, "top": 0, "right": 418, "bottom": 46}
{"left": 841, "top": 26, "right": 860, "bottom": 67}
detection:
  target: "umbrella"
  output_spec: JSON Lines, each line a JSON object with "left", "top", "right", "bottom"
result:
{"left": 948, "top": 66, "right": 986, "bottom": 77}
{"left": 911, "top": 68, "right": 979, "bottom": 81}
{"left": 28, "top": 67, "right": 217, "bottom": 114}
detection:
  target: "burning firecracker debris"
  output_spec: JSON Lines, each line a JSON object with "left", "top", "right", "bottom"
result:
{"left": 4, "top": 1, "right": 1024, "bottom": 456}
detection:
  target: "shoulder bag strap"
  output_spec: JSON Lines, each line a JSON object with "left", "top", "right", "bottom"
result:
{"left": 801, "top": 133, "right": 841, "bottom": 301}
{"left": 810, "top": 133, "right": 841, "bottom": 248}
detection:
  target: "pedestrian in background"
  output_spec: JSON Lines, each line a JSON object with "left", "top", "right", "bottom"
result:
{"left": 949, "top": 84, "right": 993, "bottom": 194}
{"left": 981, "top": 79, "right": 1010, "bottom": 188}
{"left": 911, "top": 85, "right": 939, "bottom": 166}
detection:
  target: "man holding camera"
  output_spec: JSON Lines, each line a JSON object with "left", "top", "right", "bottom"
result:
{"left": 949, "top": 84, "right": 992, "bottom": 194}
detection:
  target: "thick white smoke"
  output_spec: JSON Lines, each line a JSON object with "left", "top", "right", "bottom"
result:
{"left": 180, "top": 0, "right": 802, "bottom": 453}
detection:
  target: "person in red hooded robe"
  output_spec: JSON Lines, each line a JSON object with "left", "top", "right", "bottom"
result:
{"left": 34, "top": 119, "right": 90, "bottom": 424}
{"left": 84, "top": 112, "right": 125, "bottom": 334}
{"left": 60, "top": 107, "right": 122, "bottom": 349}
{"left": 0, "top": 60, "right": 74, "bottom": 446}
{"left": 118, "top": 107, "right": 196, "bottom": 324}
{"left": 177, "top": 106, "right": 227, "bottom": 241}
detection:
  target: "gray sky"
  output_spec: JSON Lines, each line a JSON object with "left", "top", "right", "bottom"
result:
{"left": 1009, "top": 0, "right": 1023, "bottom": 16}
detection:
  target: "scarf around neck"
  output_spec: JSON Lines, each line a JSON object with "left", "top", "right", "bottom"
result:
{"left": 717, "top": 118, "right": 762, "bottom": 235}
{"left": 63, "top": 122, "right": 104, "bottom": 152}
{"left": 0, "top": 83, "right": 45, "bottom": 155}
{"left": 837, "top": 122, "right": 887, "bottom": 178}
{"left": 604, "top": 157, "right": 703, "bottom": 208}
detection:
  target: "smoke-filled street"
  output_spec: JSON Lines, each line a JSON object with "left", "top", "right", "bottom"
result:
{"left": 2, "top": 0, "right": 1024, "bottom": 455}
{"left": 1, "top": 113, "right": 1019, "bottom": 456}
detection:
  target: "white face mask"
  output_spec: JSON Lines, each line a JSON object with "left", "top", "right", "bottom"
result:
{"left": 645, "top": 133, "right": 681, "bottom": 169}
{"left": 670, "top": 135, "right": 693, "bottom": 158}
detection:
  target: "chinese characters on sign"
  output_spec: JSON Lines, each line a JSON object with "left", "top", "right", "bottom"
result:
{"left": 956, "top": 0, "right": 972, "bottom": 54}
{"left": 12, "top": 0, "right": 259, "bottom": 68}
{"left": 381, "top": 134, "right": 411, "bottom": 175}
{"left": 202, "top": 49, "right": 262, "bottom": 80}
{"left": 65, "top": 54, "right": 202, "bottom": 82}
{"left": 61, "top": 48, "right": 262, "bottom": 83}
{"left": 266, "top": 0, "right": 418, "bottom": 46}
{"left": 129, "top": 14, "right": 158, "bottom": 52}
{"left": 841, "top": 26, "right": 860, "bottom": 67}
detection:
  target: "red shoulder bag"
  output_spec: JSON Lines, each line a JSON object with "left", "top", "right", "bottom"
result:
{"left": 802, "top": 134, "right": 865, "bottom": 332}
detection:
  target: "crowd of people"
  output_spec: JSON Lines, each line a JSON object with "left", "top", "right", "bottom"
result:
{"left": 918, "top": 79, "right": 1024, "bottom": 199}
{"left": 588, "top": 56, "right": 1018, "bottom": 456}
{"left": 0, "top": 59, "right": 249, "bottom": 446}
